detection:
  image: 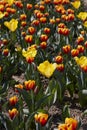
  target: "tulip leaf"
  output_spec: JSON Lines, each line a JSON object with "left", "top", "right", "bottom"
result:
{"left": 62, "top": 105, "right": 70, "bottom": 121}
{"left": 35, "top": 93, "right": 52, "bottom": 110}
{"left": 79, "top": 89, "right": 87, "bottom": 107}
{"left": 25, "top": 112, "right": 36, "bottom": 130}
{"left": 17, "top": 88, "right": 32, "bottom": 110}
{"left": 56, "top": 81, "right": 62, "bottom": 102}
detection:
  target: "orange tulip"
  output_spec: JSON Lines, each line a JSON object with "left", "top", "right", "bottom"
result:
{"left": 56, "top": 64, "right": 64, "bottom": 72}
{"left": 25, "top": 35, "right": 33, "bottom": 43}
{"left": 9, "top": 108, "right": 18, "bottom": 119}
{"left": 9, "top": 96, "right": 18, "bottom": 105}
{"left": 34, "top": 112, "right": 48, "bottom": 126}
{"left": 24, "top": 80, "right": 36, "bottom": 90}
{"left": 28, "top": 26, "right": 36, "bottom": 35}
{"left": 55, "top": 55, "right": 63, "bottom": 63}
{"left": 71, "top": 49, "right": 79, "bottom": 57}
{"left": 62, "top": 45, "right": 71, "bottom": 54}
{"left": 3, "top": 48, "right": 9, "bottom": 56}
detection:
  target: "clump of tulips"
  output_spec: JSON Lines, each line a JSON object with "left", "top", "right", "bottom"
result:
{"left": 0, "top": 0, "right": 87, "bottom": 129}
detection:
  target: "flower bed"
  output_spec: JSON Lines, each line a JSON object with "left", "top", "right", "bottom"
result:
{"left": 0, "top": 0, "right": 87, "bottom": 130}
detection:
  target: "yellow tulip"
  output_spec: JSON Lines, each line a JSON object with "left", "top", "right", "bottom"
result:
{"left": 22, "top": 45, "right": 37, "bottom": 58}
{"left": 4, "top": 0, "right": 15, "bottom": 5}
{"left": 74, "top": 56, "right": 87, "bottom": 67}
{"left": 37, "top": 60, "right": 57, "bottom": 78}
{"left": 0, "top": 11, "right": 5, "bottom": 19}
{"left": 83, "top": 21, "right": 87, "bottom": 27}
{"left": 71, "top": 0, "right": 81, "bottom": 9}
{"left": 4, "top": 19, "right": 18, "bottom": 32}
{"left": 77, "top": 12, "right": 87, "bottom": 21}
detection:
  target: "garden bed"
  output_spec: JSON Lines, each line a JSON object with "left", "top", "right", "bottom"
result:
{"left": 0, "top": 0, "right": 87, "bottom": 130}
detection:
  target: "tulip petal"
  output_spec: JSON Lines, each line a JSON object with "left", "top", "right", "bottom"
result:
{"left": 37, "top": 60, "right": 57, "bottom": 78}
{"left": 71, "top": 1, "right": 81, "bottom": 9}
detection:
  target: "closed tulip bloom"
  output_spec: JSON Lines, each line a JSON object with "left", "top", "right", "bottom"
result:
{"left": 40, "top": 34, "right": 48, "bottom": 42}
{"left": 65, "top": 118, "right": 78, "bottom": 130}
{"left": 9, "top": 96, "right": 18, "bottom": 105}
{"left": 26, "top": 57, "right": 34, "bottom": 64}
{"left": 81, "top": 65, "right": 87, "bottom": 72}
{"left": 40, "top": 17, "right": 47, "bottom": 23}
{"left": 56, "top": 64, "right": 64, "bottom": 72}
{"left": 9, "top": 108, "right": 18, "bottom": 120}
{"left": 62, "top": 45, "right": 71, "bottom": 54}
{"left": 34, "top": 112, "right": 48, "bottom": 126}
{"left": 77, "top": 45, "right": 84, "bottom": 53}
{"left": 2, "top": 39, "right": 8, "bottom": 45}
{"left": 25, "top": 35, "right": 33, "bottom": 43}
{"left": 76, "top": 36, "right": 84, "bottom": 44}
{"left": 14, "top": 1, "right": 23, "bottom": 8}
{"left": 40, "top": 42, "right": 47, "bottom": 49}
{"left": 15, "top": 84, "right": 23, "bottom": 92}
{"left": 27, "top": 4, "right": 32, "bottom": 9}
{"left": 71, "top": 49, "right": 79, "bottom": 57}
{"left": 28, "top": 26, "right": 36, "bottom": 35}
{"left": 44, "top": 27, "right": 50, "bottom": 34}
{"left": 3, "top": 48, "right": 9, "bottom": 56}
{"left": 55, "top": 55, "right": 63, "bottom": 63}
{"left": 24, "top": 80, "right": 36, "bottom": 90}
{"left": 20, "top": 14, "right": 27, "bottom": 20}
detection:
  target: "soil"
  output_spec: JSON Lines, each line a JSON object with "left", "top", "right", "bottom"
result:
{"left": 82, "top": 0, "right": 87, "bottom": 11}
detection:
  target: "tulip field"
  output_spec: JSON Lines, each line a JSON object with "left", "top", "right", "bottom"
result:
{"left": 0, "top": 0, "right": 87, "bottom": 130}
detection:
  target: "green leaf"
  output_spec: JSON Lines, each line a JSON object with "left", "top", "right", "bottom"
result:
{"left": 25, "top": 112, "right": 36, "bottom": 130}
{"left": 18, "top": 88, "right": 31, "bottom": 111}
{"left": 82, "top": 109, "right": 87, "bottom": 117}
{"left": 35, "top": 94, "right": 51, "bottom": 110}
{"left": 76, "top": 120, "right": 81, "bottom": 130}
{"left": 62, "top": 105, "right": 70, "bottom": 121}
{"left": 79, "top": 89, "right": 87, "bottom": 107}
{"left": 56, "top": 81, "right": 62, "bottom": 102}
{"left": 66, "top": 82, "right": 74, "bottom": 97}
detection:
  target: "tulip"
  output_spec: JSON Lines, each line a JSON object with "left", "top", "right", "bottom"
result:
{"left": 71, "top": 0, "right": 81, "bottom": 9}
{"left": 55, "top": 55, "right": 63, "bottom": 64}
{"left": 65, "top": 117, "right": 78, "bottom": 130}
{"left": 34, "top": 112, "right": 48, "bottom": 126}
{"left": 4, "top": 19, "right": 18, "bottom": 32}
{"left": 24, "top": 80, "right": 36, "bottom": 90}
{"left": 9, "top": 96, "right": 18, "bottom": 106}
{"left": 8, "top": 108, "right": 18, "bottom": 120}
{"left": 37, "top": 60, "right": 57, "bottom": 78}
